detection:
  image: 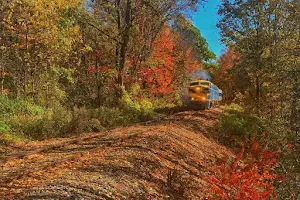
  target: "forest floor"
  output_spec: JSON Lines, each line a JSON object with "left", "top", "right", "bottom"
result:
{"left": 0, "top": 108, "right": 233, "bottom": 199}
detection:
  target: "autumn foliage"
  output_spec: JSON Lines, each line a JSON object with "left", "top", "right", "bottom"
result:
{"left": 208, "top": 136, "right": 279, "bottom": 200}
{"left": 138, "top": 27, "right": 176, "bottom": 95}
{"left": 213, "top": 48, "right": 239, "bottom": 102}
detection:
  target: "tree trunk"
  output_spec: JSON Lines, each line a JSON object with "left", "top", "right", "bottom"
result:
{"left": 255, "top": 74, "right": 260, "bottom": 114}
{"left": 117, "top": 0, "right": 131, "bottom": 87}
{"left": 115, "top": 0, "right": 121, "bottom": 86}
{"left": 290, "top": 73, "right": 299, "bottom": 132}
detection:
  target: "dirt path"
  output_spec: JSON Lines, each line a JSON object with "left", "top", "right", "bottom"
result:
{"left": 0, "top": 108, "right": 233, "bottom": 199}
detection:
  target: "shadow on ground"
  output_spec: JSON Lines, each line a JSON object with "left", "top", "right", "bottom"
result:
{"left": 0, "top": 108, "right": 232, "bottom": 200}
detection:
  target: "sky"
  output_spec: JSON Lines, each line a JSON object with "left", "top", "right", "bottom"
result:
{"left": 192, "top": 0, "right": 225, "bottom": 58}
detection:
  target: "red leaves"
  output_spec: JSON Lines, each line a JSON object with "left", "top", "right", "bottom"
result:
{"left": 137, "top": 26, "right": 176, "bottom": 95}
{"left": 209, "top": 176, "right": 219, "bottom": 184}
{"left": 233, "top": 147, "right": 244, "bottom": 170}
{"left": 218, "top": 47, "right": 239, "bottom": 73}
{"left": 208, "top": 138, "right": 279, "bottom": 200}
{"left": 88, "top": 66, "right": 96, "bottom": 73}
{"left": 287, "top": 143, "right": 294, "bottom": 150}
{"left": 97, "top": 49, "right": 103, "bottom": 56}
{"left": 99, "top": 66, "right": 109, "bottom": 72}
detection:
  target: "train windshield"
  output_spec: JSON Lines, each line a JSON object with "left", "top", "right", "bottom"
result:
{"left": 188, "top": 87, "right": 209, "bottom": 94}
{"left": 200, "top": 82, "right": 210, "bottom": 86}
{"left": 189, "top": 89, "right": 196, "bottom": 93}
{"left": 201, "top": 88, "right": 209, "bottom": 93}
{"left": 190, "top": 82, "right": 199, "bottom": 86}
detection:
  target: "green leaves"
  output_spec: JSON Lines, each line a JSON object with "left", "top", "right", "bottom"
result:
{"left": 174, "top": 15, "right": 216, "bottom": 62}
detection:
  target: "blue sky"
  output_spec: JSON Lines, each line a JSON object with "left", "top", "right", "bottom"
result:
{"left": 192, "top": 0, "right": 225, "bottom": 58}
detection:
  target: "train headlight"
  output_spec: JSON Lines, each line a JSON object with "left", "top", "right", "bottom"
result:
{"left": 201, "top": 97, "right": 206, "bottom": 101}
{"left": 196, "top": 87, "right": 200, "bottom": 91}
{"left": 191, "top": 97, "right": 195, "bottom": 101}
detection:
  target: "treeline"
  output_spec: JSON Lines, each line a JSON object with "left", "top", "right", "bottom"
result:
{"left": 213, "top": 0, "right": 299, "bottom": 133}
{"left": 0, "top": 0, "right": 215, "bottom": 106}
{"left": 0, "top": 0, "right": 214, "bottom": 139}
{"left": 212, "top": 0, "right": 299, "bottom": 198}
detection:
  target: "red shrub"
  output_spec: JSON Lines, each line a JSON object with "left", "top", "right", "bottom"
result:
{"left": 208, "top": 137, "right": 279, "bottom": 200}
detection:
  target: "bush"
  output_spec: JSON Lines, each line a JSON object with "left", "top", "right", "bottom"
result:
{"left": 219, "top": 103, "right": 262, "bottom": 147}
{"left": 0, "top": 121, "right": 11, "bottom": 133}
{"left": 218, "top": 103, "right": 299, "bottom": 199}
{"left": 0, "top": 95, "right": 46, "bottom": 117}
{"left": 208, "top": 138, "right": 279, "bottom": 199}
{"left": 85, "top": 118, "right": 103, "bottom": 132}
{"left": 0, "top": 92, "right": 159, "bottom": 141}
{"left": 0, "top": 95, "right": 72, "bottom": 140}
{"left": 63, "top": 107, "right": 104, "bottom": 136}
{"left": 261, "top": 119, "right": 299, "bottom": 199}
{"left": 89, "top": 91, "right": 156, "bottom": 129}
{"left": 50, "top": 104, "right": 72, "bottom": 135}
{"left": 9, "top": 114, "right": 51, "bottom": 139}
{"left": 91, "top": 107, "right": 125, "bottom": 128}
{"left": 0, "top": 95, "right": 51, "bottom": 140}
{"left": 0, "top": 132, "right": 26, "bottom": 145}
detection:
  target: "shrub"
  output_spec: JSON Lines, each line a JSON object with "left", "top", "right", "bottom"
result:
{"left": 8, "top": 112, "right": 52, "bottom": 140}
{"left": 50, "top": 104, "right": 72, "bottom": 135}
{"left": 262, "top": 119, "right": 300, "bottom": 199}
{"left": 0, "top": 95, "right": 46, "bottom": 117}
{"left": 219, "top": 103, "right": 262, "bottom": 146}
{"left": 0, "top": 95, "right": 52, "bottom": 140}
{"left": 0, "top": 132, "right": 26, "bottom": 145}
{"left": 139, "top": 98, "right": 156, "bottom": 120}
{"left": 0, "top": 121, "right": 11, "bottom": 133}
{"left": 92, "top": 107, "right": 126, "bottom": 128}
{"left": 85, "top": 118, "right": 103, "bottom": 132}
{"left": 0, "top": 93, "right": 159, "bottom": 141}
{"left": 121, "top": 88, "right": 141, "bottom": 111}
{"left": 208, "top": 137, "right": 279, "bottom": 200}
{"left": 63, "top": 107, "right": 103, "bottom": 136}
{"left": 90, "top": 93, "right": 156, "bottom": 129}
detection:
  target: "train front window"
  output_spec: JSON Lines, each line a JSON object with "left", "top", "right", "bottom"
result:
{"left": 190, "top": 82, "right": 199, "bottom": 86}
{"left": 200, "top": 82, "right": 210, "bottom": 86}
{"left": 200, "top": 88, "right": 209, "bottom": 93}
{"left": 189, "top": 89, "right": 196, "bottom": 93}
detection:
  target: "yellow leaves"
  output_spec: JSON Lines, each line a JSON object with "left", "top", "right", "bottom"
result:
{"left": 32, "top": 0, "right": 81, "bottom": 13}
{"left": 261, "top": 47, "right": 271, "bottom": 59}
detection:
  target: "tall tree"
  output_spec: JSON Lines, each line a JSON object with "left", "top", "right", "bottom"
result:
{"left": 90, "top": 0, "right": 204, "bottom": 90}
{"left": 2, "top": 0, "right": 84, "bottom": 105}
{"left": 173, "top": 15, "right": 216, "bottom": 62}
{"left": 218, "top": 0, "right": 300, "bottom": 121}
{"left": 213, "top": 48, "right": 240, "bottom": 103}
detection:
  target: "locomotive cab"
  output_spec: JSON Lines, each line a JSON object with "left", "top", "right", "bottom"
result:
{"left": 188, "top": 80, "right": 222, "bottom": 109}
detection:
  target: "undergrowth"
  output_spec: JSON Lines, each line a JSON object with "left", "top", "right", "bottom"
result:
{"left": 217, "top": 103, "right": 299, "bottom": 199}
{"left": 208, "top": 136, "right": 280, "bottom": 200}
{"left": 0, "top": 91, "right": 161, "bottom": 143}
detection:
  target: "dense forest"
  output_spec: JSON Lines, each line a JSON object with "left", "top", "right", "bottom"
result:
{"left": 0, "top": 0, "right": 217, "bottom": 138}
{"left": 0, "top": 0, "right": 299, "bottom": 199}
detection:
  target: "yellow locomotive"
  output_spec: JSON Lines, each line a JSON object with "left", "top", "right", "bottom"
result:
{"left": 188, "top": 80, "right": 222, "bottom": 109}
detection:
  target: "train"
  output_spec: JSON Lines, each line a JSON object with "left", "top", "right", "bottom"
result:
{"left": 187, "top": 80, "right": 222, "bottom": 109}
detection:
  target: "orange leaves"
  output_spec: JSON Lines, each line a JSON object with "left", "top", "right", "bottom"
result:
{"left": 233, "top": 147, "right": 244, "bottom": 170}
{"left": 138, "top": 26, "right": 177, "bottom": 95}
{"left": 215, "top": 47, "right": 239, "bottom": 83}
{"left": 184, "top": 47, "right": 203, "bottom": 72}
{"left": 218, "top": 47, "right": 239, "bottom": 72}
{"left": 152, "top": 27, "right": 175, "bottom": 66}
